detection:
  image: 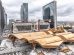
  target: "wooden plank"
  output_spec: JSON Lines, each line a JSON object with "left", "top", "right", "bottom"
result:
{"left": 35, "top": 36, "right": 63, "bottom": 45}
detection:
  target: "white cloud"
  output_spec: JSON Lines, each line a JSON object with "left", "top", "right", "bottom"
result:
{"left": 1, "top": 0, "right": 29, "bottom": 23}
{"left": 1, "top": 0, "right": 74, "bottom": 23}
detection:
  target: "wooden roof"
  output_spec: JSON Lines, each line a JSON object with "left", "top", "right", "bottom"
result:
{"left": 61, "top": 34, "right": 74, "bottom": 42}
{"left": 9, "top": 32, "right": 64, "bottom": 48}
{"left": 35, "top": 36, "right": 64, "bottom": 48}
{"left": 10, "top": 33, "right": 53, "bottom": 43}
{"left": 41, "top": 41, "right": 63, "bottom": 48}
{"left": 9, "top": 29, "right": 74, "bottom": 48}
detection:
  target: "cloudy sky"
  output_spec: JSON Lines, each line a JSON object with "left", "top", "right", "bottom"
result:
{"left": 1, "top": 0, "right": 74, "bottom": 23}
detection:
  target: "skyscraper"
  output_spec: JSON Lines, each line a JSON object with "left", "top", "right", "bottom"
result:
{"left": 43, "top": 1, "right": 57, "bottom": 28}
{"left": 20, "top": 3, "right": 28, "bottom": 22}
{"left": 0, "top": 0, "right": 6, "bottom": 35}
{"left": 3, "top": 12, "right": 7, "bottom": 31}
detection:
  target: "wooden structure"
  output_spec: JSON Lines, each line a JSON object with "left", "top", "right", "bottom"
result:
{"left": 9, "top": 27, "right": 74, "bottom": 49}
{"left": 0, "top": 27, "right": 74, "bottom": 55}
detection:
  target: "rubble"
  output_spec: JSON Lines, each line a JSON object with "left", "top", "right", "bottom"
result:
{"left": 1, "top": 27, "right": 74, "bottom": 55}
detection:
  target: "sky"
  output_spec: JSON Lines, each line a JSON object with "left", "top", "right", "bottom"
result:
{"left": 1, "top": 0, "right": 74, "bottom": 23}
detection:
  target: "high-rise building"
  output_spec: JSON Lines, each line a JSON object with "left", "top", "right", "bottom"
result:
{"left": 20, "top": 3, "right": 28, "bottom": 22}
{"left": 0, "top": 0, "right": 7, "bottom": 35}
{"left": 43, "top": 1, "right": 57, "bottom": 28}
{"left": 3, "top": 12, "right": 7, "bottom": 31}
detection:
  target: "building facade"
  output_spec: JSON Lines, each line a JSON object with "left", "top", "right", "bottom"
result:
{"left": 0, "top": 0, "right": 7, "bottom": 35}
{"left": 43, "top": 1, "right": 57, "bottom": 28}
{"left": 20, "top": 3, "right": 28, "bottom": 22}
{"left": 10, "top": 20, "right": 49, "bottom": 33}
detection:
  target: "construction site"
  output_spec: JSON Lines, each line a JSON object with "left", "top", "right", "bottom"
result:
{"left": 0, "top": 0, "right": 74, "bottom": 55}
